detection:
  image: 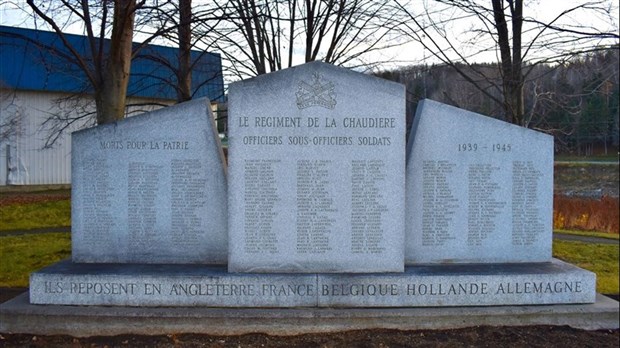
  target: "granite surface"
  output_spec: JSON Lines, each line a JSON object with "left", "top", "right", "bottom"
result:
{"left": 227, "top": 61, "right": 406, "bottom": 273}
{"left": 4, "top": 292, "right": 617, "bottom": 336}
{"left": 406, "top": 99, "right": 553, "bottom": 264}
{"left": 29, "top": 259, "right": 595, "bottom": 307}
{"left": 71, "top": 98, "right": 228, "bottom": 264}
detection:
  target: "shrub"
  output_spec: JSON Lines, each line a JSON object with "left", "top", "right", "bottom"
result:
{"left": 554, "top": 195, "right": 619, "bottom": 234}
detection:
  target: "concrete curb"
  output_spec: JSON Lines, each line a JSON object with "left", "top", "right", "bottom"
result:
{"left": 1, "top": 293, "right": 617, "bottom": 337}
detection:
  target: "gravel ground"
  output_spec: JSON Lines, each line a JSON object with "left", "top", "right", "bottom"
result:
{"left": 554, "top": 162, "right": 619, "bottom": 198}
{"left": 1, "top": 324, "right": 618, "bottom": 347}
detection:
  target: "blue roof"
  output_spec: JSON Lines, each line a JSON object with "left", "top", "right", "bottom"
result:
{"left": 0, "top": 25, "right": 224, "bottom": 102}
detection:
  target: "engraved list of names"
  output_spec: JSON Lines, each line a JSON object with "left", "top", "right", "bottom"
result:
{"left": 406, "top": 99, "right": 553, "bottom": 264}
{"left": 71, "top": 99, "right": 227, "bottom": 264}
{"left": 228, "top": 62, "right": 405, "bottom": 273}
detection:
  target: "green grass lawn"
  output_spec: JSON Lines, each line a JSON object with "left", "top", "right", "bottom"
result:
{"left": 0, "top": 200, "right": 70, "bottom": 232}
{"left": 553, "top": 240, "right": 619, "bottom": 295}
{"left": 0, "top": 232, "right": 71, "bottom": 287}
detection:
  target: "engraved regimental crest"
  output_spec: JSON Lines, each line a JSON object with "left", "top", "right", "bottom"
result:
{"left": 296, "top": 73, "right": 337, "bottom": 109}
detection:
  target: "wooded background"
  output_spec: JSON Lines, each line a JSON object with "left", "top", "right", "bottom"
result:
{"left": 1, "top": 0, "right": 618, "bottom": 155}
{"left": 377, "top": 49, "right": 619, "bottom": 155}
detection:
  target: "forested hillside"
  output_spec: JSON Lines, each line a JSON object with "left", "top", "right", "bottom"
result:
{"left": 377, "top": 50, "right": 619, "bottom": 156}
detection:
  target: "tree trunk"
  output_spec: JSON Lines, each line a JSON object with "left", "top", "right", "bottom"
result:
{"left": 96, "top": 0, "right": 137, "bottom": 124}
{"left": 177, "top": 0, "right": 192, "bottom": 102}
{"left": 511, "top": 0, "right": 524, "bottom": 126}
{"left": 492, "top": 0, "right": 525, "bottom": 126}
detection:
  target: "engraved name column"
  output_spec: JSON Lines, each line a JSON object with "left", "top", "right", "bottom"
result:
{"left": 467, "top": 163, "right": 506, "bottom": 246}
{"left": 127, "top": 162, "right": 163, "bottom": 249}
{"left": 351, "top": 159, "right": 388, "bottom": 254}
{"left": 296, "top": 159, "right": 337, "bottom": 254}
{"left": 81, "top": 157, "right": 115, "bottom": 245}
{"left": 421, "top": 160, "right": 458, "bottom": 246}
{"left": 243, "top": 159, "right": 280, "bottom": 254}
{"left": 512, "top": 160, "right": 544, "bottom": 245}
{"left": 171, "top": 157, "right": 206, "bottom": 246}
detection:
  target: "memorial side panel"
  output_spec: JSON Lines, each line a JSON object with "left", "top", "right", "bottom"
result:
{"left": 406, "top": 99, "right": 553, "bottom": 264}
{"left": 72, "top": 98, "right": 227, "bottom": 264}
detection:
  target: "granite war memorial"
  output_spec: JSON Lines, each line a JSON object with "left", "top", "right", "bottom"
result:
{"left": 2, "top": 62, "right": 615, "bottom": 335}
{"left": 227, "top": 61, "right": 405, "bottom": 273}
{"left": 71, "top": 98, "right": 228, "bottom": 264}
{"left": 406, "top": 99, "right": 553, "bottom": 264}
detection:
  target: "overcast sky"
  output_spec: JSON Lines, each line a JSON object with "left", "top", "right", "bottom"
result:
{"left": 1, "top": 0, "right": 618, "bottom": 71}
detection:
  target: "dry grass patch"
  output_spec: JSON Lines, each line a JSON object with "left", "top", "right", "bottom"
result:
{"left": 554, "top": 195, "right": 619, "bottom": 234}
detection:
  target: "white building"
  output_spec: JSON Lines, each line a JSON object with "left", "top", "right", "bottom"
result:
{"left": 0, "top": 25, "right": 224, "bottom": 186}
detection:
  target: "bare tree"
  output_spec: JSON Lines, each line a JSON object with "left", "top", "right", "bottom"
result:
{"left": 27, "top": 0, "right": 145, "bottom": 125}
{"left": 207, "top": 0, "right": 406, "bottom": 79}
{"left": 0, "top": 94, "right": 24, "bottom": 144}
{"left": 396, "top": 0, "right": 619, "bottom": 126}
{"left": 133, "top": 0, "right": 224, "bottom": 103}
{"left": 2, "top": 0, "right": 224, "bottom": 147}
{"left": 177, "top": 0, "right": 193, "bottom": 102}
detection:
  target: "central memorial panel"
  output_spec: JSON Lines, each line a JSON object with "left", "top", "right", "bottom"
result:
{"left": 228, "top": 61, "right": 406, "bottom": 273}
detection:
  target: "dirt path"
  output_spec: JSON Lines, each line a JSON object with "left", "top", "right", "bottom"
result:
{"left": 1, "top": 324, "right": 618, "bottom": 347}
{"left": 1, "top": 292, "right": 618, "bottom": 347}
{"left": 553, "top": 232, "right": 619, "bottom": 245}
{"left": 554, "top": 162, "right": 619, "bottom": 198}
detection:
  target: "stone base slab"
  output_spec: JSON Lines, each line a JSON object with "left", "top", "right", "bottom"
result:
{"left": 29, "top": 259, "right": 595, "bottom": 307}
{"left": 1, "top": 293, "right": 617, "bottom": 336}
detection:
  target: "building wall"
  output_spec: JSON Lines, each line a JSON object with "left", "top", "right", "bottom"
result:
{"left": 0, "top": 89, "right": 173, "bottom": 186}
